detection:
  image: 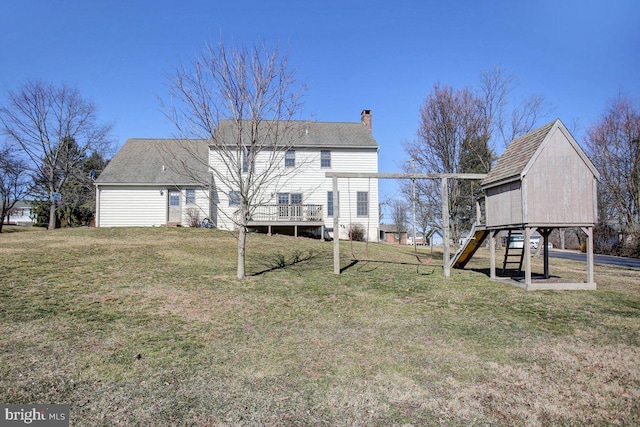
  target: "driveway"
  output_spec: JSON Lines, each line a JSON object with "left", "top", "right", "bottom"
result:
{"left": 549, "top": 250, "right": 640, "bottom": 269}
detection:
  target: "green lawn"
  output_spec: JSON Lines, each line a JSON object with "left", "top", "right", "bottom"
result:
{"left": 1, "top": 226, "right": 638, "bottom": 425}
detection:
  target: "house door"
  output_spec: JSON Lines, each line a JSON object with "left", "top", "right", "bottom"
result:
{"left": 168, "top": 190, "right": 181, "bottom": 223}
{"left": 290, "top": 193, "right": 302, "bottom": 219}
{"left": 277, "top": 193, "right": 302, "bottom": 220}
{"left": 277, "top": 193, "right": 290, "bottom": 219}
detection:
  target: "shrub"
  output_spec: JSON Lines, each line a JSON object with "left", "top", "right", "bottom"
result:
{"left": 349, "top": 223, "right": 367, "bottom": 242}
{"left": 185, "top": 208, "right": 201, "bottom": 228}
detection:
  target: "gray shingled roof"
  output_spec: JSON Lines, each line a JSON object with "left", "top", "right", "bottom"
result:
{"left": 97, "top": 120, "right": 377, "bottom": 185}
{"left": 481, "top": 119, "right": 558, "bottom": 188}
{"left": 214, "top": 120, "right": 378, "bottom": 148}
{"left": 96, "top": 139, "right": 209, "bottom": 185}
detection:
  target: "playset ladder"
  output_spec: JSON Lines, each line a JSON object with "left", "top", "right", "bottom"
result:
{"left": 502, "top": 230, "right": 525, "bottom": 275}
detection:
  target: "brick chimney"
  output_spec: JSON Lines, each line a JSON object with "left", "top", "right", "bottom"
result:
{"left": 361, "top": 109, "right": 372, "bottom": 131}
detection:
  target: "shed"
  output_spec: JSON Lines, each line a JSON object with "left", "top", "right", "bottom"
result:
{"left": 454, "top": 119, "right": 600, "bottom": 290}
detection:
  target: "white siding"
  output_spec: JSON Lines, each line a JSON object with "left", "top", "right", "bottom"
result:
{"left": 209, "top": 147, "right": 379, "bottom": 241}
{"left": 3, "top": 208, "right": 35, "bottom": 225}
{"left": 98, "top": 187, "right": 166, "bottom": 227}
{"left": 179, "top": 188, "right": 211, "bottom": 226}
{"left": 98, "top": 186, "right": 210, "bottom": 227}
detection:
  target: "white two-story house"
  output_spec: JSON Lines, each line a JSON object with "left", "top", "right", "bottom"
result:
{"left": 95, "top": 110, "right": 379, "bottom": 241}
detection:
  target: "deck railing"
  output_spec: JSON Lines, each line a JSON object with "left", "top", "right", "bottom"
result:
{"left": 250, "top": 204, "right": 323, "bottom": 222}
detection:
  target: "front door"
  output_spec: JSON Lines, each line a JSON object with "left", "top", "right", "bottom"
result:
{"left": 168, "top": 190, "right": 181, "bottom": 223}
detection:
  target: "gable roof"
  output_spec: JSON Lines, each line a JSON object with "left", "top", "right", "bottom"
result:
{"left": 95, "top": 138, "right": 209, "bottom": 186}
{"left": 214, "top": 120, "right": 378, "bottom": 149}
{"left": 482, "top": 118, "right": 599, "bottom": 188}
{"left": 96, "top": 118, "right": 377, "bottom": 186}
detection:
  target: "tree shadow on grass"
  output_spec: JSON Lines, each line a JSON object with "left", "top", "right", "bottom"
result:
{"left": 250, "top": 250, "right": 318, "bottom": 276}
{"left": 340, "top": 259, "right": 436, "bottom": 275}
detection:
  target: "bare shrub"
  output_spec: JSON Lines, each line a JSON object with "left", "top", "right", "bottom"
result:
{"left": 349, "top": 223, "right": 367, "bottom": 242}
{"left": 186, "top": 208, "right": 200, "bottom": 228}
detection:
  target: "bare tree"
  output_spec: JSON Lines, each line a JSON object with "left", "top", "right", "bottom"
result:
{"left": 0, "top": 80, "right": 113, "bottom": 230}
{"left": 404, "top": 68, "right": 553, "bottom": 246}
{"left": 0, "top": 144, "right": 30, "bottom": 232}
{"left": 585, "top": 93, "right": 640, "bottom": 255}
{"left": 161, "top": 40, "right": 306, "bottom": 279}
{"left": 412, "top": 183, "right": 440, "bottom": 244}
{"left": 404, "top": 82, "right": 489, "bottom": 246}
{"left": 390, "top": 199, "right": 409, "bottom": 244}
{"left": 479, "top": 66, "right": 554, "bottom": 148}
{"left": 397, "top": 169, "right": 440, "bottom": 245}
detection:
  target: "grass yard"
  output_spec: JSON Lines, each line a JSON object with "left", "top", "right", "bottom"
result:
{"left": 1, "top": 226, "right": 639, "bottom": 425}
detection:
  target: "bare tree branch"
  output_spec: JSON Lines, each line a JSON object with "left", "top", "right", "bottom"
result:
{"left": 0, "top": 80, "right": 113, "bottom": 229}
{"left": 586, "top": 92, "right": 640, "bottom": 255}
{"left": 160, "top": 40, "right": 307, "bottom": 279}
{"left": 0, "top": 144, "right": 31, "bottom": 232}
{"left": 404, "top": 68, "right": 553, "bottom": 246}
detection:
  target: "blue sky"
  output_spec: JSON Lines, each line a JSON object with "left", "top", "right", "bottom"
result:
{"left": 2, "top": 0, "right": 639, "bottom": 204}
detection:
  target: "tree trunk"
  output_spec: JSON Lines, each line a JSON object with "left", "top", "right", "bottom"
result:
{"left": 48, "top": 202, "right": 57, "bottom": 230}
{"left": 237, "top": 226, "right": 246, "bottom": 279}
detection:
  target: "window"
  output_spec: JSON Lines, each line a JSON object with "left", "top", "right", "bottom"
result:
{"left": 169, "top": 190, "right": 180, "bottom": 206}
{"left": 229, "top": 191, "right": 240, "bottom": 206}
{"left": 321, "top": 150, "right": 331, "bottom": 168}
{"left": 185, "top": 189, "right": 196, "bottom": 204}
{"left": 327, "top": 191, "right": 334, "bottom": 217}
{"left": 277, "top": 193, "right": 289, "bottom": 205}
{"left": 285, "top": 150, "right": 295, "bottom": 167}
{"left": 357, "top": 191, "right": 368, "bottom": 217}
{"left": 277, "top": 193, "right": 303, "bottom": 205}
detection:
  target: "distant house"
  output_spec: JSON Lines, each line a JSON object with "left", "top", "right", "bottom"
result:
{"left": 427, "top": 228, "right": 443, "bottom": 246}
{"left": 95, "top": 110, "right": 380, "bottom": 241}
{"left": 379, "top": 224, "right": 407, "bottom": 245}
{"left": 406, "top": 228, "right": 443, "bottom": 246}
{"left": 3, "top": 201, "right": 35, "bottom": 225}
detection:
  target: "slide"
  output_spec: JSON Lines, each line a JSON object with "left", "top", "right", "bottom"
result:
{"left": 452, "top": 224, "right": 489, "bottom": 269}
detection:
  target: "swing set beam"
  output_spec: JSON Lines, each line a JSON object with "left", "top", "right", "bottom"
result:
{"left": 326, "top": 172, "right": 487, "bottom": 277}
